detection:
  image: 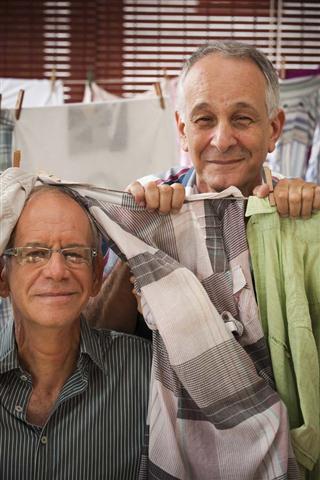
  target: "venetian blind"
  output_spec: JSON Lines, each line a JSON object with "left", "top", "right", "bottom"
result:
{"left": 0, "top": 0, "right": 319, "bottom": 102}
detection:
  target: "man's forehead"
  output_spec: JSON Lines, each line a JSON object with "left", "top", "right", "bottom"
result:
{"left": 18, "top": 188, "right": 87, "bottom": 227}
{"left": 184, "top": 54, "right": 265, "bottom": 93}
{"left": 183, "top": 55, "right": 268, "bottom": 114}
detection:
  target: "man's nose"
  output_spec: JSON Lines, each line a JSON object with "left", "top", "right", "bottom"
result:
{"left": 42, "top": 252, "right": 69, "bottom": 280}
{"left": 209, "top": 122, "right": 238, "bottom": 153}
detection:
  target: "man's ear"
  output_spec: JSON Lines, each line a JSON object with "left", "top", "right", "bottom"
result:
{"left": 268, "top": 108, "right": 285, "bottom": 153}
{"left": 90, "top": 254, "right": 104, "bottom": 298}
{"left": 175, "top": 111, "right": 189, "bottom": 152}
{"left": 0, "top": 260, "right": 10, "bottom": 298}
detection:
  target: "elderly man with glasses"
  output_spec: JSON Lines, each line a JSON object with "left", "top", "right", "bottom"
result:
{"left": 0, "top": 185, "right": 151, "bottom": 480}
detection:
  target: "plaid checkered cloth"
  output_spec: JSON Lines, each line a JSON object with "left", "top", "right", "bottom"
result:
{"left": 0, "top": 168, "right": 299, "bottom": 479}
{"left": 0, "top": 111, "right": 14, "bottom": 173}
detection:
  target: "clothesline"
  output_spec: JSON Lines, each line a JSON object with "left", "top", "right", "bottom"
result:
{"left": 62, "top": 79, "right": 128, "bottom": 85}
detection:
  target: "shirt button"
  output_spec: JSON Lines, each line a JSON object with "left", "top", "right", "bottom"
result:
{"left": 41, "top": 436, "right": 48, "bottom": 445}
{"left": 20, "top": 375, "right": 28, "bottom": 381}
{"left": 15, "top": 405, "right": 23, "bottom": 413}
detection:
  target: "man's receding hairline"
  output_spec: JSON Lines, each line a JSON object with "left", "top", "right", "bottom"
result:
{"left": 177, "top": 41, "right": 280, "bottom": 119}
{"left": 9, "top": 184, "right": 102, "bottom": 254}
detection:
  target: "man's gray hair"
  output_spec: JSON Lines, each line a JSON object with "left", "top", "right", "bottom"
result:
{"left": 176, "top": 40, "right": 280, "bottom": 119}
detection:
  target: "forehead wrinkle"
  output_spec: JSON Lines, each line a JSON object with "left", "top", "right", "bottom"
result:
{"left": 14, "top": 192, "right": 93, "bottom": 248}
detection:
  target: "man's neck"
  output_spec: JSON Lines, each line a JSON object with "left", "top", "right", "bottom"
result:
{"left": 14, "top": 320, "right": 81, "bottom": 427}
{"left": 15, "top": 320, "right": 80, "bottom": 391}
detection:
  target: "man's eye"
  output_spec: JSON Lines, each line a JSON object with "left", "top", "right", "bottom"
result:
{"left": 25, "top": 249, "right": 48, "bottom": 262}
{"left": 195, "top": 117, "right": 213, "bottom": 126}
{"left": 233, "top": 116, "right": 253, "bottom": 126}
{"left": 63, "top": 249, "right": 85, "bottom": 263}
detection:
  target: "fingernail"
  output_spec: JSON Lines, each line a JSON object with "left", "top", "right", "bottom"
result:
{"left": 138, "top": 201, "right": 146, "bottom": 208}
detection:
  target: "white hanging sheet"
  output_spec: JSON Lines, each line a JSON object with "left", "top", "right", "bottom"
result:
{"left": 0, "top": 78, "right": 64, "bottom": 107}
{"left": 13, "top": 97, "right": 179, "bottom": 189}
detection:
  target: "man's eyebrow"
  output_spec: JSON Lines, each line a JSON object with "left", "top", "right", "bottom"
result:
{"left": 189, "top": 103, "right": 212, "bottom": 117}
{"left": 63, "top": 243, "right": 89, "bottom": 248}
{"left": 23, "top": 242, "right": 48, "bottom": 247}
{"left": 233, "top": 102, "right": 260, "bottom": 114}
{"left": 21, "top": 242, "right": 87, "bottom": 248}
{"left": 190, "top": 101, "right": 260, "bottom": 117}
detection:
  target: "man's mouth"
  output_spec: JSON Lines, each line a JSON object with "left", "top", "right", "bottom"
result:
{"left": 34, "top": 292, "right": 77, "bottom": 302}
{"left": 205, "top": 158, "right": 245, "bottom": 165}
{"left": 36, "top": 292, "right": 75, "bottom": 296}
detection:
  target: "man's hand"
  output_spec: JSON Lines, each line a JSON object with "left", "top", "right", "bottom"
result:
{"left": 253, "top": 179, "right": 320, "bottom": 218}
{"left": 84, "top": 260, "right": 138, "bottom": 332}
{"left": 126, "top": 181, "right": 185, "bottom": 214}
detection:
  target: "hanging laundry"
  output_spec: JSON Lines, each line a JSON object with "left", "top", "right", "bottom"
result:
{"left": 0, "top": 110, "right": 14, "bottom": 171}
{"left": 305, "top": 121, "right": 320, "bottom": 184}
{"left": 135, "top": 76, "right": 192, "bottom": 167}
{"left": 246, "top": 196, "right": 320, "bottom": 478}
{"left": 267, "top": 76, "right": 320, "bottom": 179}
{"left": 0, "top": 108, "right": 15, "bottom": 326}
{"left": 0, "top": 78, "right": 64, "bottom": 108}
{"left": 11, "top": 97, "right": 179, "bottom": 189}
{"left": 82, "top": 81, "right": 120, "bottom": 103}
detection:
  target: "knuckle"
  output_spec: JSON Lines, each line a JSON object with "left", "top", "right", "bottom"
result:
{"left": 302, "top": 188, "right": 313, "bottom": 200}
{"left": 171, "top": 183, "right": 185, "bottom": 192}
{"left": 159, "top": 184, "right": 172, "bottom": 194}
{"left": 275, "top": 190, "right": 288, "bottom": 201}
{"left": 126, "top": 181, "right": 137, "bottom": 192}
{"left": 275, "top": 179, "right": 289, "bottom": 188}
{"left": 289, "top": 192, "right": 302, "bottom": 204}
{"left": 145, "top": 181, "right": 158, "bottom": 192}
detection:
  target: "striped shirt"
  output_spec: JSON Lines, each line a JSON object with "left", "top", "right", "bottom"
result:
{"left": 0, "top": 297, "right": 12, "bottom": 329}
{"left": 0, "top": 316, "right": 152, "bottom": 480}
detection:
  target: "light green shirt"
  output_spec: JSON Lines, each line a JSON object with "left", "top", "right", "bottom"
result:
{"left": 246, "top": 197, "right": 320, "bottom": 478}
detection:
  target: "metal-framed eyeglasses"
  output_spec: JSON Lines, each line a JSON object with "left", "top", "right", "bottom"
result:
{"left": 3, "top": 246, "right": 97, "bottom": 267}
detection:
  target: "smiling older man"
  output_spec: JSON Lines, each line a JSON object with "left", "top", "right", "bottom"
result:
{"left": 129, "top": 41, "right": 320, "bottom": 216}
{"left": 0, "top": 185, "right": 151, "bottom": 479}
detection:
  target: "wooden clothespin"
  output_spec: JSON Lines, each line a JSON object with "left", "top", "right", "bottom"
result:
{"left": 263, "top": 164, "right": 276, "bottom": 206}
{"left": 154, "top": 81, "right": 165, "bottom": 109}
{"left": 12, "top": 150, "right": 21, "bottom": 168}
{"left": 279, "top": 56, "right": 286, "bottom": 80}
{"left": 50, "top": 67, "right": 57, "bottom": 93}
{"left": 86, "top": 68, "right": 95, "bottom": 102}
{"left": 15, "top": 89, "right": 24, "bottom": 120}
{"left": 162, "top": 68, "right": 169, "bottom": 80}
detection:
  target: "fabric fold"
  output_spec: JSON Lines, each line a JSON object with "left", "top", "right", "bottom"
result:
{"left": 0, "top": 168, "right": 299, "bottom": 479}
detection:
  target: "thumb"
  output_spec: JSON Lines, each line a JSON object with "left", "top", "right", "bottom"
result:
{"left": 252, "top": 184, "right": 270, "bottom": 198}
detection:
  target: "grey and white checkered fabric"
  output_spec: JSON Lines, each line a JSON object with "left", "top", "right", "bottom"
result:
{"left": 0, "top": 111, "right": 14, "bottom": 172}
{"left": 0, "top": 168, "right": 299, "bottom": 479}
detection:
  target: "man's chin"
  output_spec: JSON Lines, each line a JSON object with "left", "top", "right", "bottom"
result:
{"left": 203, "top": 174, "right": 243, "bottom": 193}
